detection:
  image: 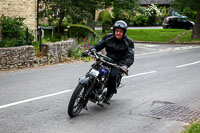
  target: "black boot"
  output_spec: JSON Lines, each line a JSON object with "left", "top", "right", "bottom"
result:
{"left": 103, "top": 93, "right": 113, "bottom": 104}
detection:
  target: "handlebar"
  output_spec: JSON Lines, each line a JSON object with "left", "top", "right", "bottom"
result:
{"left": 87, "top": 50, "right": 128, "bottom": 75}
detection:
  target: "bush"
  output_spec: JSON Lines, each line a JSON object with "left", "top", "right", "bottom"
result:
{"left": 182, "top": 121, "right": 200, "bottom": 133}
{"left": 0, "top": 15, "right": 34, "bottom": 47}
{"left": 98, "top": 10, "right": 113, "bottom": 32}
{"left": 99, "top": 10, "right": 113, "bottom": 25}
{"left": 68, "top": 24, "right": 99, "bottom": 40}
{"left": 68, "top": 37, "right": 95, "bottom": 61}
{"left": 133, "top": 15, "right": 148, "bottom": 26}
{"left": 145, "top": 4, "right": 160, "bottom": 25}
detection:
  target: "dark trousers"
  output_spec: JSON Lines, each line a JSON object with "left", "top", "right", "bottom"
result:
{"left": 107, "top": 67, "right": 121, "bottom": 95}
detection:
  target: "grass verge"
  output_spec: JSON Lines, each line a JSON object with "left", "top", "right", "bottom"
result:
{"left": 176, "top": 30, "right": 200, "bottom": 44}
{"left": 127, "top": 29, "right": 186, "bottom": 43}
{"left": 181, "top": 121, "right": 200, "bottom": 133}
{"left": 97, "top": 29, "right": 187, "bottom": 43}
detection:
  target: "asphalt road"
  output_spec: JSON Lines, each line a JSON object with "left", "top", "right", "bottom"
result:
{"left": 95, "top": 26, "right": 163, "bottom": 30}
{"left": 0, "top": 43, "right": 200, "bottom": 133}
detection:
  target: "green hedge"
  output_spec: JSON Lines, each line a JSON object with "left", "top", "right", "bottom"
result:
{"left": 98, "top": 10, "right": 113, "bottom": 25}
{"left": 98, "top": 10, "right": 113, "bottom": 33}
{"left": 132, "top": 15, "right": 148, "bottom": 26}
{"left": 68, "top": 24, "right": 99, "bottom": 39}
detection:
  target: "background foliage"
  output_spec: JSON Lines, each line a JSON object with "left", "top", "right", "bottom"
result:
{"left": 68, "top": 24, "right": 100, "bottom": 40}
{"left": 0, "top": 15, "right": 34, "bottom": 47}
{"left": 172, "top": 0, "right": 200, "bottom": 39}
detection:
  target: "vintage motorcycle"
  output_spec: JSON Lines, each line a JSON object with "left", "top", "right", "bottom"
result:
{"left": 68, "top": 50, "right": 128, "bottom": 117}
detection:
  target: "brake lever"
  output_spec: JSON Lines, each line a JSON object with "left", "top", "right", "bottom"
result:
{"left": 119, "top": 66, "right": 128, "bottom": 75}
{"left": 92, "top": 51, "right": 99, "bottom": 60}
{"left": 113, "top": 64, "right": 128, "bottom": 75}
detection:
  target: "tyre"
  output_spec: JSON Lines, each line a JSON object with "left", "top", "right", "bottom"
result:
{"left": 189, "top": 26, "right": 193, "bottom": 30}
{"left": 68, "top": 83, "right": 88, "bottom": 117}
{"left": 167, "top": 26, "right": 172, "bottom": 29}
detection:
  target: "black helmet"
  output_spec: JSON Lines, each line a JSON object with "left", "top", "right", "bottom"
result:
{"left": 113, "top": 20, "right": 128, "bottom": 35}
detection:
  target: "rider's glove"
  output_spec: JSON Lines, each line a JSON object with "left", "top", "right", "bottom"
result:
{"left": 90, "top": 48, "right": 96, "bottom": 53}
{"left": 120, "top": 65, "right": 128, "bottom": 74}
{"left": 82, "top": 50, "right": 89, "bottom": 57}
{"left": 121, "top": 65, "right": 128, "bottom": 71}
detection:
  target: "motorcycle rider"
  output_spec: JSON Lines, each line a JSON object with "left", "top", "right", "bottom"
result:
{"left": 89, "top": 20, "right": 134, "bottom": 104}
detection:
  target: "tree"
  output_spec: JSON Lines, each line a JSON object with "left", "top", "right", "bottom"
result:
{"left": 71, "top": 0, "right": 113, "bottom": 29}
{"left": 112, "top": 0, "right": 139, "bottom": 22}
{"left": 39, "top": 0, "right": 75, "bottom": 33}
{"left": 172, "top": 0, "right": 200, "bottom": 39}
{"left": 39, "top": 0, "right": 112, "bottom": 31}
{"left": 39, "top": 0, "right": 139, "bottom": 32}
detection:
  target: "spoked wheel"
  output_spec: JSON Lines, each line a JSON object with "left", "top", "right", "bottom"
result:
{"left": 68, "top": 83, "right": 88, "bottom": 117}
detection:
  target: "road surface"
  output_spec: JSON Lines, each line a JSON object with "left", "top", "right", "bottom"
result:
{"left": 0, "top": 43, "right": 200, "bottom": 133}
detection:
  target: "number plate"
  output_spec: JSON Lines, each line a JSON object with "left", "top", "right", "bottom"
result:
{"left": 89, "top": 69, "right": 99, "bottom": 77}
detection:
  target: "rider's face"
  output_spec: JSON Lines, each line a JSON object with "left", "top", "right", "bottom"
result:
{"left": 115, "top": 28, "right": 124, "bottom": 39}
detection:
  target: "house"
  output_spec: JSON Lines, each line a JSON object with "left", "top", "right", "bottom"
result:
{"left": 0, "top": 0, "right": 37, "bottom": 40}
{"left": 139, "top": 0, "right": 174, "bottom": 7}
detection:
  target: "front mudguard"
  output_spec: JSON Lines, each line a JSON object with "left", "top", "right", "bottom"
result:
{"left": 79, "top": 76, "right": 90, "bottom": 85}
{"left": 79, "top": 76, "right": 97, "bottom": 98}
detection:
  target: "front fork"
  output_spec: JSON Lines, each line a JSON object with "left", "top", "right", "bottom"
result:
{"left": 79, "top": 76, "right": 97, "bottom": 99}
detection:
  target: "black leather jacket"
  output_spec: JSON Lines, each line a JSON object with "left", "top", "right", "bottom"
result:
{"left": 94, "top": 33, "right": 134, "bottom": 67}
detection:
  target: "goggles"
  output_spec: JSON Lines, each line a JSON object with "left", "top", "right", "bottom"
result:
{"left": 114, "top": 22, "right": 127, "bottom": 29}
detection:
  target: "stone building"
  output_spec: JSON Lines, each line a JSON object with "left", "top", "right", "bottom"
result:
{"left": 0, "top": 0, "right": 38, "bottom": 39}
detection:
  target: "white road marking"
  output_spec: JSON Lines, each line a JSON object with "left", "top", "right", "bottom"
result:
{"left": 1, "top": 45, "right": 199, "bottom": 110}
{"left": 122, "top": 71, "right": 157, "bottom": 79}
{"left": 0, "top": 90, "right": 72, "bottom": 109}
{"left": 0, "top": 71, "right": 158, "bottom": 109}
{"left": 176, "top": 61, "right": 200, "bottom": 68}
{"left": 136, "top": 45, "right": 200, "bottom": 56}
{"left": 144, "top": 44, "right": 160, "bottom": 47}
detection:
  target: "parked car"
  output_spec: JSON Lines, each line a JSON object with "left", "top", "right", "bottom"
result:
{"left": 162, "top": 16, "right": 194, "bottom": 30}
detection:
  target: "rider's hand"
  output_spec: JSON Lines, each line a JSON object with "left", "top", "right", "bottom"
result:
{"left": 90, "top": 48, "right": 96, "bottom": 53}
{"left": 121, "top": 65, "right": 128, "bottom": 71}
{"left": 121, "top": 65, "right": 128, "bottom": 74}
{"left": 82, "top": 50, "right": 89, "bottom": 57}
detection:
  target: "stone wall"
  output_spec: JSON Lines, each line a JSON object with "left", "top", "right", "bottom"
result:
{"left": 0, "top": 0, "right": 37, "bottom": 35}
{"left": 0, "top": 46, "right": 35, "bottom": 70}
{"left": 0, "top": 39, "right": 75, "bottom": 71}
{"left": 38, "top": 39, "right": 74, "bottom": 64}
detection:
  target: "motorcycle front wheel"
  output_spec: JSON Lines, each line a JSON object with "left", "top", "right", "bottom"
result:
{"left": 68, "top": 83, "right": 88, "bottom": 117}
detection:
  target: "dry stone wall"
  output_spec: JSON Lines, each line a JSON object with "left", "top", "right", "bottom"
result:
{"left": 38, "top": 39, "right": 74, "bottom": 64}
{"left": 0, "top": 46, "right": 35, "bottom": 70}
{"left": 0, "top": 39, "right": 75, "bottom": 71}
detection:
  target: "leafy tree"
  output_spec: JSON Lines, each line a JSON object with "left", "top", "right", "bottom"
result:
{"left": 40, "top": 0, "right": 75, "bottom": 33}
{"left": 39, "top": 0, "right": 139, "bottom": 32}
{"left": 172, "top": 0, "right": 200, "bottom": 39}
{"left": 39, "top": 0, "right": 111, "bottom": 31}
{"left": 112, "top": 0, "right": 139, "bottom": 22}
{"left": 144, "top": 4, "right": 160, "bottom": 25}
{"left": 71, "top": 0, "right": 113, "bottom": 29}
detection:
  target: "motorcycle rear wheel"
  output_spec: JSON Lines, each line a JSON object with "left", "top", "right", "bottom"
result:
{"left": 68, "top": 83, "right": 88, "bottom": 117}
